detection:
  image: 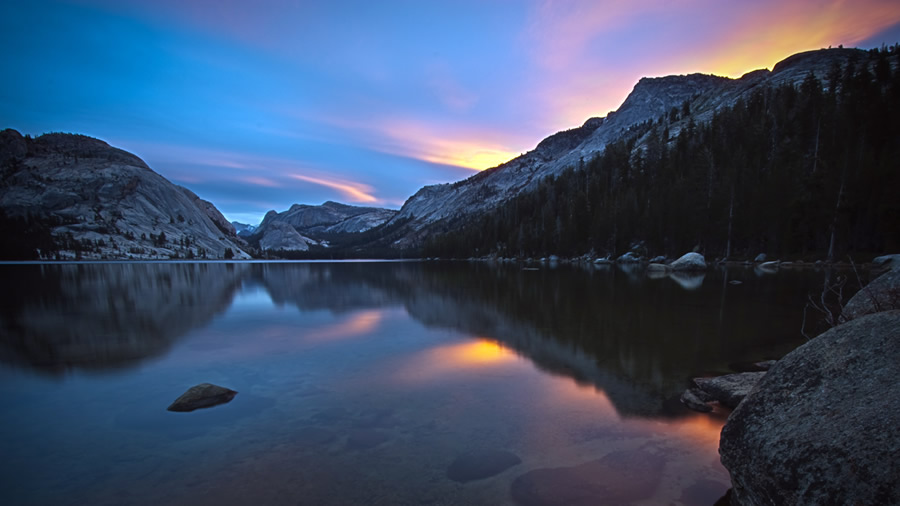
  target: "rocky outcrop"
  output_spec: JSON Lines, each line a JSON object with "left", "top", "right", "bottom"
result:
{"left": 719, "top": 311, "right": 900, "bottom": 505}
{"left": 682, "top": 372, "right": 766, "bottom": 411}
{"left": 842, "top": 268, "right": 900, "bottom": 320}
{"left": 252, "top": 201, "right": 396, "bottom": 251}
{"left": 259, "top": 220, "right": 318, "bottom": 251}
{"left": 0, "top": 130, "right": 250, "bottom": 259}
{"left": 669, "top": 252, "right": 707, "bottom": 271}
{"left": 167, "top": 383, "right": 238, "bottom": 412}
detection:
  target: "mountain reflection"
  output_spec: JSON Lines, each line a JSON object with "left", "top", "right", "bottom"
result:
{"left": 0, "top": 263, "right": 246, "bottom": 373}
{"left": 0, "top": 261, "right": 819, "bottom": 418}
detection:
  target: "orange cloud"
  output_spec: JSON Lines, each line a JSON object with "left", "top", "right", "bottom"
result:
{"left": 290, "top": 173, "right": 378, "bottom": 203}
{"left": 700, "top": 0, "right": 900, "bottom": 77}
{"left": 527, "top": 0, "right": 900, "bottom": 130}
{"left": 377, "top": 119, "right": 524, "bottom": 171}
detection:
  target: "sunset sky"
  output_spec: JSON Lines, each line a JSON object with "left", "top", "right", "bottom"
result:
{"left": 2, "top": 0, "right": 899, "bottom": 225}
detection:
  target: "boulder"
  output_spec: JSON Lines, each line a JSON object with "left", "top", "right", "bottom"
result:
{"left": 842, "top": 268, "right": 900, "bottom": 320}
{"left": 646, "top": 263, "right": 670, "bottom": 272}
{"left": 669, "top": 252, "right": 707, "bottom": 271}
{"left": 693, "top": 372, "right": 765, "bottom": 409}
{"left": 167, "top": 383, "right": 237, "bottom": 412}
{"left": 446, "top": 449, "right": 521, "bottom": 482}
{"left": 648, "top": 255, "right": 667, "bottom": 263}
{"left": 680, "top": 388, "right": 713, "bottom": 412}
{"left": 872, "top": 254, "right": 900, "bottom": 270}
{"left": 719, "top": 311, "right": 900, "bottom": 506}
{"left": 753, "top": 253, "right": 767, "bottom": 262}
{"left": 616, "top": 251, "right": 641, "bottom": 263}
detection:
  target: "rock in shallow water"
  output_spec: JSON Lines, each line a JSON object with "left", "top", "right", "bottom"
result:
{"left": 719, "top": 311, "right": 900, "bottom": 506}
{"left": 693, "top": 372, "right": 765, "bottom": 409}
{"left": 510, "top": 449, "right": 664, "bottom": 506}
{"left": 167, "top": 383, "right": 237, "bottom": 412}
{"left": 446, "top": 449, "right": 521, "bottom": 483}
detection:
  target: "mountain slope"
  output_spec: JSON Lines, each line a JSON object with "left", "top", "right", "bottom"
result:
{"left": 379, "top": 47, "right": 882, "bottom": 250}
{"left": 0, "top": 130, "right": 251, "bottom": 259}
{"left": 422, "top": 47, "right": 900, "bottom": 260}
{"left": 253, "top": 201, "right": 397, "bottom": 251}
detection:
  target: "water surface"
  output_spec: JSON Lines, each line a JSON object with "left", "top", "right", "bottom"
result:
{"left": 0, "top": 261, "right": 845, "bottom": 505}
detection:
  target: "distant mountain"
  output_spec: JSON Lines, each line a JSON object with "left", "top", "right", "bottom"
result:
{"left": 368, "top": 47, "right": 895, "bottom": 254}
{"left": 0, "top": 130, "right": 251, "bottom": 260}
{"left": 232, "top": 221, "right": 257, "bottom": 236}
{"left": 251, "top": 201, "right": 397, "bottom": 252}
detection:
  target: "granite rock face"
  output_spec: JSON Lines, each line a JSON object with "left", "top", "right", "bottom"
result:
{"left": 0, "top": 130, "right": 250, "bottom": 259}
{"left": 258, "top": 220, "right": 318, "bottom": 251}
{"left": 719, "top": 311, "right": 900, "bottom": 506}
{"left": 167, "top": 383, "right": 238, "bottom": 412}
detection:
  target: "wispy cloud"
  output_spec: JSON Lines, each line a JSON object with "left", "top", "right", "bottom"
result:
{"left": 290, "top": 174, "right": 378, "bottom": 203}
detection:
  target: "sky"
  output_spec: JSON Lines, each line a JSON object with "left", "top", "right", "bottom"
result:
{"left": 2, "top": 1, "right": 899, "bottom": 226}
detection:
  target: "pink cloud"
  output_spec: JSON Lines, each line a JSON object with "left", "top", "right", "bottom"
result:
{"left": 289, "top": 174, "right": 378, "bottom": 203}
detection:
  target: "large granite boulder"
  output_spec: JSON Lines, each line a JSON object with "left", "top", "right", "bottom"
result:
{"left": 842, "top": 268, "right": 900, "bottom": 320}
{"left": 719, "top": 311, "right": 900, "bottom": 505}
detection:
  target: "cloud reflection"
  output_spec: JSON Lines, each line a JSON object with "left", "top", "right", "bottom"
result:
{"left": 305, "top": 310, "right": 383, "bottom": 342}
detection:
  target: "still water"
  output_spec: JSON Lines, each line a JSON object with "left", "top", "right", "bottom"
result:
{"left": 0, "top": 261, "right": 847, "bottom": 505}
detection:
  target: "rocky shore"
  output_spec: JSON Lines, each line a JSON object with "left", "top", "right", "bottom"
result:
{"left": 681, "top": 258, "right": 900, "bottom": 504}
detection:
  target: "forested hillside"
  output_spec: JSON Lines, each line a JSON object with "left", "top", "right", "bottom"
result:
{"left": 424, "top": 48, "right": 900, "bottom": 260}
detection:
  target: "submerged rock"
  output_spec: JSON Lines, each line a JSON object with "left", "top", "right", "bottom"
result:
{"left": 447, "top": 449, "right": 521, "bottom": 483}
{"left": 167, "top": 383, "right": 237, "bottom": 412}
{"left": 670, "top": 252, "right": 707, "bottom": 271}
{"left": 510, "top": 449, "right": 664, "bottom": 505}
{"left": 719, "top": 311, "right": 900, "bottom": 506}
{"left": 646, "top": 263, "right": 670, "bottom": 272}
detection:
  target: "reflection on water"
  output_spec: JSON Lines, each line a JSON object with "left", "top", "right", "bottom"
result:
{"left": 0, "top": 261, "right": 841, "bottom": 505}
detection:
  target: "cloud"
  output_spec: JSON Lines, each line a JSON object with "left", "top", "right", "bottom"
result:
{"left": 289, "top": 174, "right": 378, "bottom": 203}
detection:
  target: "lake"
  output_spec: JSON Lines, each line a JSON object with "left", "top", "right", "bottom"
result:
{"left": 0, "top": 261, "right": 851, "bottom": 505}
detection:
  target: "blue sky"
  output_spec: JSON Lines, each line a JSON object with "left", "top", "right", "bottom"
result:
{"left": 2, "top": 0, "right": 899, "bottom": 225}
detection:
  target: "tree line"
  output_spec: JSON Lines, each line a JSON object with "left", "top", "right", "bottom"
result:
{"left": 423, "top": 49, "right": 900, "bottom": 261}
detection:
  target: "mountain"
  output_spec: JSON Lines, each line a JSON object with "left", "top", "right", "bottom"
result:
{"left": 371, "top": 47, "right": 895, "bottom": 252}
{"left": 0, "top": 130, "right": 251, "bottom": 260}
{"left": 251, "top": 201, "right": 397, "bottom": 252}
{"left": 419, "top": 46, "right": 900, "bottom": 260}
{"left": 232, "top": 221, "right": 257, "bottom": 236}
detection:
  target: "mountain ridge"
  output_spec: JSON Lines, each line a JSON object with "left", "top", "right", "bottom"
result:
{"left": 371, "top": 47, "right": 885, "bottom": 251}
